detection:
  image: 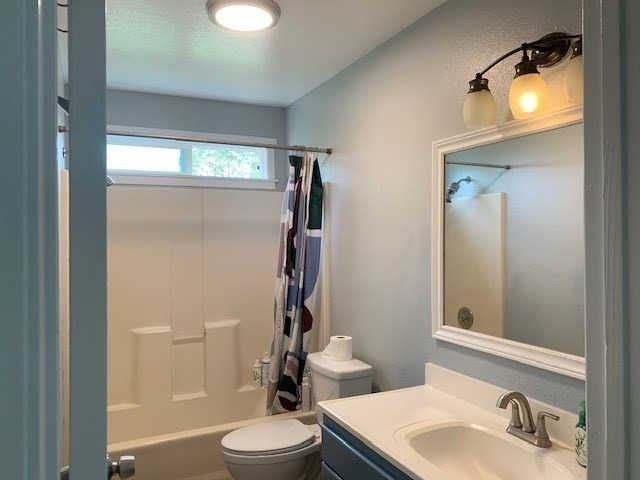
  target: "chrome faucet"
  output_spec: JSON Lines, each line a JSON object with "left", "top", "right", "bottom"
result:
{"left": 496, "top": 391, "right": 559, "bottom": 448}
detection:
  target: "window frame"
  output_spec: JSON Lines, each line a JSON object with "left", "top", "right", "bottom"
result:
{"left": 106, "top": 125, "right": 277, "bottom": 190}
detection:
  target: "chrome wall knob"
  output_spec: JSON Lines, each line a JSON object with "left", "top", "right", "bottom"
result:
{"left": 117, "top": 455, "right": 136, "bottom": 479}
{"left": 59, "top": 465, "right": 69, "bottom": 480}
{"left": 107, "top": 454, "right": 136, "bottom": 479}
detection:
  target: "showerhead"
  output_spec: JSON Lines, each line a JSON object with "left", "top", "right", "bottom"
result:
{"left": 445, "top": 176, "right": 471, "bottom": 203}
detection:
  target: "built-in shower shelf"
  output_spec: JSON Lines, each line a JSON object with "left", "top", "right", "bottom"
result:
{"left": 172, "top": 392, "right": 207, "bottom": 402}
{"left": 107, "top": 318, "right": 261, "bottom": 443}
{"left": 107, "top": 403, "right": 139, "bottom": 413}
{"left": 237, "top": 385, "right": 268, "bottom": 394}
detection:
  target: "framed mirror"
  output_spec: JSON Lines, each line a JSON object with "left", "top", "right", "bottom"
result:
{"left": 431, "top": 106, "right": 585, "bottom": 379}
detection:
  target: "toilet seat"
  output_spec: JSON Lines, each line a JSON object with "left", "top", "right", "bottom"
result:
{"left": 222, "top": 440, "right": 321, "bottom": 466}
{"left": 221, "top": 419, "right": 319, "bottom": 457}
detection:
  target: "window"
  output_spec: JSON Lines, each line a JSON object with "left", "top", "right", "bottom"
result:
{"left": 106, "top": 126, "right": 277, "bottom": 190}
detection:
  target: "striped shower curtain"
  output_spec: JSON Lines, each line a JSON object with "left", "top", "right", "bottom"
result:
{"left": 267, "top": 153, "right": 323, "bottom": 414}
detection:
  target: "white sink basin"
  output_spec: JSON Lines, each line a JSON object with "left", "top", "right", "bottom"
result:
{"left": 395, "top": 420, "right": 580, "bottom": 480}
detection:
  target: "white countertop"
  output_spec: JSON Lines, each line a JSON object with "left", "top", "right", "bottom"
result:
{"left": 317, "top": 364, "right": 587, "bottom": 480}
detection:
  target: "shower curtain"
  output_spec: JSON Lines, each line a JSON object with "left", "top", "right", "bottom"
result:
{"left": 267, "top": 153, "right": 323, "bottom": 414}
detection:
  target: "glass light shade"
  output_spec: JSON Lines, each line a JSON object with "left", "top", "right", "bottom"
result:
{"left": 509, "top": 73, "right": 549, "bottom": 119}
{"left": 463, "top": 90, "right": 497, "bottom": 129}
{"left": 207, "top": 1, "right": 281, "bottom": 32}
{"left": 564, "top": 55, "right": 583, "bottom": 104}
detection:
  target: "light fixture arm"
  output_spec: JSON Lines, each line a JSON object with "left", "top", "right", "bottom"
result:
{"left": 474, "top": 33, "right": 582, "bottom": 79}
{"left": 477, "top": 45, "right": 528, "bottom": 78}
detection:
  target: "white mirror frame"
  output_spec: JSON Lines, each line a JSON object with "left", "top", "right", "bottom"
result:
{"left": 431, "top": 106, "right": 585, "bottom": 380}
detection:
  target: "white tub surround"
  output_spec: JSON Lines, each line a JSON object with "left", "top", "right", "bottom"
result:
{"left": 107, "top": 187, "right": 306, "bottom": 443}
{"left": 317, "top": 364, "right": 586, "bottom": 479}
{"left": 108, "top": 320, "right": 269, "bottom": 443}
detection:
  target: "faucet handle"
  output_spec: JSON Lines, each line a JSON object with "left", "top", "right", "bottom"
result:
{"left": 534, "top": 411, "right": 560, "bottom": 446}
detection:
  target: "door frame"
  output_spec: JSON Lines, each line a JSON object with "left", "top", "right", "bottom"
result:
{"left": 0, "top": 0, "right": 59, "bottom": 478}
{"left": 0, "top": 0, "right": 107, "bottom": 478}
{"left": 67, "top": 0, "right": 108, "bottom": 477}
{"left": 583, "top": 0, "right": 637, "bottom": 477}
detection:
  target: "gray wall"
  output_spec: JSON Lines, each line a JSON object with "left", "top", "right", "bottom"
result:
{"left": 286, "top": 0, "right": 585, "bottom": 410}
{"left": 106, "top": 89, "right": 289, "bottom": 188}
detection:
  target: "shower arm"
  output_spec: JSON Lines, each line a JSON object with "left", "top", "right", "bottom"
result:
{"left": 445, "top": 176, "right": 472, "bottom": 203}
{"left": 450, "top": 176, "right": 472, "bottom": 190}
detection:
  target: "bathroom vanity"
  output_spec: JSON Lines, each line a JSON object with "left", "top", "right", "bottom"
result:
{"left": 322, "top": 417, "right": 411, "bottom": 480}
{"left": 318, "top": 364, "right": 586, "bottom": 480}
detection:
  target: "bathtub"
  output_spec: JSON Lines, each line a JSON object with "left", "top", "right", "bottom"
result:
{"left": 108, "top": 411, "right": 317, "bottom": 480}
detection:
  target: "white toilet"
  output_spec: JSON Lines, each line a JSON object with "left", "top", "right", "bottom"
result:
{"left": 221, "top": 351, "right": 373, "bottom": 480}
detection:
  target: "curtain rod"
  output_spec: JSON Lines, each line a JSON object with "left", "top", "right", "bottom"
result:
{"left": 57, "top": 125, "right": 332, "bottom": 154}
{"left": 446, "top": 160, "right": 511, "bottom": 170}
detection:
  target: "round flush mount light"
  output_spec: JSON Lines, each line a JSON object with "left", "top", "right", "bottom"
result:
{"left": 206, "top": 0, "right": 281, "bottom": 32}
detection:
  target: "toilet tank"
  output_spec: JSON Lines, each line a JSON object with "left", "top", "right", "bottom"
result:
{"left": 306, "top": 352, "right": 372, "bottom": 404}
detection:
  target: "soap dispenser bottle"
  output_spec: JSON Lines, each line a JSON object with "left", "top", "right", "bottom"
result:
{"left": 575, "top": 401, "right": 587, "bottom": 467}
{"left": 252, "top": 359, "right": 262, "bottom": 388}
{"left": 261, "top": 352, "right": 271, "bottom": 388}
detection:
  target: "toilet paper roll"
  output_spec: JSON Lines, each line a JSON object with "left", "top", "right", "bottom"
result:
{"left": 322, "top": 335, "right": 353, "bottom": 361}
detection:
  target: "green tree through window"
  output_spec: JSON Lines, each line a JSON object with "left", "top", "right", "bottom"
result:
{"left": 191, "top": 147, "right": 262, "bottom": 179}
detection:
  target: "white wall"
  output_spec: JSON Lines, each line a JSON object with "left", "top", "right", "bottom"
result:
{"left": 287, "top": 0, "right": 585, "bottom": 409}
{"left": 105, "top": 90, "right": 301, "bottom": 442}
{"left": 107, "top": 187, "right": 284, "bottom": 442}
{"left": 444, "top": 193, "right": 505, "bottom": 338}
{"left": 57, "top": 43, "right": 70, "bottom": 467}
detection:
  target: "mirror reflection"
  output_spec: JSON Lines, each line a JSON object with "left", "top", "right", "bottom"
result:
{"left": 443, "top": 123, "right": 584, "bottom": 357}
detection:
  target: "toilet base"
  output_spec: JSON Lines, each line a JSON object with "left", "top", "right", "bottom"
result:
{"left": 224, "top": 450, "right": 320, "bottom": 480}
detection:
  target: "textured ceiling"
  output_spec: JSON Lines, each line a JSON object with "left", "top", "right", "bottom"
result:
{"left": 58, "top": 0, "right": 446, "bottom": 106}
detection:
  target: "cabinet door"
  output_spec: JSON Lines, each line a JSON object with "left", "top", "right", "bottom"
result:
{"left": 322, "top": 417, "right": 413, "bottom": 480}
{"left": 322, "top": 463, "right": 343, "bottom": 480}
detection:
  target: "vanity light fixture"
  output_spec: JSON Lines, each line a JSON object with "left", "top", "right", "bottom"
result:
{"left": 206, "top": 0, "right": 281, "bottom": 32}
{"left": 564, "top": 38, "right": 583, "bottom": 104}
{"left": 463, "top": 32, "right": 583, "bottom": 129}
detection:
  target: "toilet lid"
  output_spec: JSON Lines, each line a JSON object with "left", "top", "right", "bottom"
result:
{"left": 221, "top": 419, "right": 316, "bottom": 456}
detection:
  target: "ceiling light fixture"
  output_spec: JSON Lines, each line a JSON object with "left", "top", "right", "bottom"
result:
{"left": 463, "top": 32, "right": 583, "bottom": 129}
{"left": 206, "top": 0, "right": 281, "bottom": 32}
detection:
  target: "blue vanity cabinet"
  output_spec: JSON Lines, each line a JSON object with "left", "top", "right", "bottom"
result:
{"left": 321, "top": 416, "right": 413, "bottom": 480}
